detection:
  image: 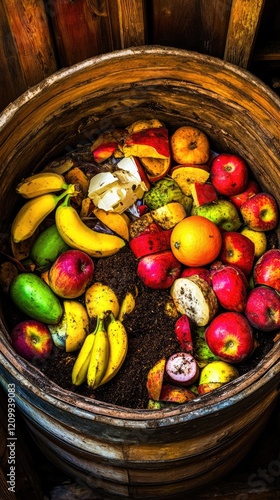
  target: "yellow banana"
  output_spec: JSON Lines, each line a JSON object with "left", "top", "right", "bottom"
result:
{"left": 71, "top": 331, "right": 96, "bottom": 386}
{"left": 85, "top": 282, "right": 120, "bottom": 320}
{"left": 11, "top": 186, "right": 75, "bottom": 243}
{"left": 87, "top": 317, "right": 109, "bottom": 389}
{"left": 118, "top": 290, "right": 137, "bottom": 322}
{"left": 49, "top": 300, "right": 89, "bottom": 352}
{"left": 99, "top": 313, "right": 128, "bottom": 386}
{"left": 55, "top": 195, "right": 126, "bottom": 258}
{"left": 16, "top": 172, "right": 69, "bottom": 198}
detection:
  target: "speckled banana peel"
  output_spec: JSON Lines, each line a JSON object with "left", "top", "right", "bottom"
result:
{"left": 55, "top": 195, "right": 126, "bottom": 258}
{"left": 11, "top": 185, "right": 76, "bottom": 243}
{"left": 85, "top": 282, "right": 120, "bottom": 320}
{"left": 87, "top": 316, "right": 109, "bottom": 389}
{"left": 118, "top": 291, "right": 136, "bottom": 322}
{"left": 16, "top": 172, "right": 69, "bottom": 198}
{"left": 71, "top": 331, "right": 96, "bottom": 386}
{"left": 99, "top": 313, "right": 128, "bottom": 386}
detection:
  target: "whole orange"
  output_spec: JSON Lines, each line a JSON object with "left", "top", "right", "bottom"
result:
{"left": 170, "top": 215, "right": 222, "bottom": 266}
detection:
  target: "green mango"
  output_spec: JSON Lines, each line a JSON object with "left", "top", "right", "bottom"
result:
{"left": 191, "top": 199, "right": 242, "bottom": 231}
{"left": 30, "top": 224, "right": 69, "bottom": 270}
{"left": 10, "top": 273, "right": 63, "bottom": 324}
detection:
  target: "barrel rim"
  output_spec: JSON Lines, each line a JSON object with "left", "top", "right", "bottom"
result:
{"left": 0, "top": 329, "right": 279, "bottom": 426}
{"left": 1, "top": 45, "right": 280, "bottom": 129}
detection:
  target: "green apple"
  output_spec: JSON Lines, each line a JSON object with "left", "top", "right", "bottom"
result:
{"left": 191, "top": 199, "right": 242, "bottom": 231}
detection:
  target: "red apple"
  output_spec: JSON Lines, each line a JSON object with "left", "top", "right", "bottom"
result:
{"left": 129, "top": 229, "right": 172, "bottom": 259}
{"left": 48, "top": 250, "right": 95, "bottom": 298}
{"left": 181, "top": 266, "right": 211, "bottom": 285}
{"left": 205, "top": 312, "right": 255, "bottom": 363}
{"left": 190, "top": 182, "right": 218, "bottom": 207}
{"left": 218, "top": 231, "right": 255, "bottom": 276}
{"left": 211, "top": 264, "right": 248, "bottom": 312}
{"left": 122, "top": 126, "right": 170, "bottom": 159}
{"left": 210, "top": 153, "right": 249, "bottom": 196}
{"left": 229, "top": 179, "right": 260, "bottom": 209}
{"left": 245, "top": 286, "right": 280, "bottom": 331}
{"left": 137, "top": 250, "right": 182, "bottom": 289}
{"left": 174, "top": 315, "right": 193, "bottom": 353}
{"left": 253, "top": 249, "right": 280, "bottom": 292}
{"left": 240, "top": 192, "right": 279, "bottom": 231}
{"left": 10, "top": 320, "right": 53, "bottom": 363}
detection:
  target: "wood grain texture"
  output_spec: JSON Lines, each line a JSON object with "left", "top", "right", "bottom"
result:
{"left": 47, "top": 0, "right": 114, "bottom": 66}
{"left": 3, "top": 0, "right": 57, "bottom": 85}
{"left": 116, "top": 0, "right": 146, "bottom": 48}
{"left": 224, "top": 0, "right": 266, "bottom": 67}
{"left": 0, "top": 2, "right": 26, "bottom": 111}
{"left": 150, "top": 0, "right": 231, "bottom": 57}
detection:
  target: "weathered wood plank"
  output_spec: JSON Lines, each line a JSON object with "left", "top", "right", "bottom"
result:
{"left": 0, "top": 2, "right": 26, "bottom": 111}
{"left": 47, "top": 0, "right": 115, "bottom": 66}
{"left": 3, "top": 0, "right": 57, "bottom": 86}
{"left": 114, "top": 0, "right": 146, "bottom": 48}
{"left": 150, "top": 0, "right": 231, "bottom": 58}
{"left": 224, "top": 0, "right": 266, "bottom": 68}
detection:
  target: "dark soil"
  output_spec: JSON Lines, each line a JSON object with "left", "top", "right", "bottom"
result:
{"left": 40, "top": 245, "right": 183, "bottom": 409}
{"left": 39, "top": 242, "right": 275, "bottom": 410}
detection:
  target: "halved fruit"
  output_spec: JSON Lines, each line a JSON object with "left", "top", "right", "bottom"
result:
{"left": 140, "top": 156, "right": 171, "bottom": 182}
{"left": 93, "top": 208, "right": 130, "bottom": 240}
{"left": 190, "top": 182, "right": 218, "bottom": 206}
{"left": 150, "top": 202, "right": 186, "bottom": 229}
{"left": 121, "top": 127, "right": 170, "bottom": 159}
{"left": 171, "top": 165, "right": 210, "bottom": 196}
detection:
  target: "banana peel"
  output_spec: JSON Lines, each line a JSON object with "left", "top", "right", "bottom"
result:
{"left": 49, "top": 300, "right": 89, "bottom": 352}
{"left": 85, "top": 282, "right": 120, "bottom": 320}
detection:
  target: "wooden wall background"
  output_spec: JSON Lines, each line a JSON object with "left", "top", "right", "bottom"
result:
{"left": 0, "top": 0, "right": 280, "bottom": 113}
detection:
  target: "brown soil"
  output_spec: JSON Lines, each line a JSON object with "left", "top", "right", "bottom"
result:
{"left": 40, "top": 242, "right": 275, "bottom": 410}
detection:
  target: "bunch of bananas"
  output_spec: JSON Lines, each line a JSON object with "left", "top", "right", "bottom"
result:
{"left": 11, "top": 171, "right": 126, "bottom": 257}
{"left": 72, "top": 283, "right": 135, "bottom": 388}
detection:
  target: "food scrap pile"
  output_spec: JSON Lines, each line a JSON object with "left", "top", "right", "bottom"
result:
{"left": 1, "top": 118, "right": 279, "bottom": 410}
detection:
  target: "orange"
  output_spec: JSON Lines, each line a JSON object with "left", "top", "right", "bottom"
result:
{"left": 170, "top": 215, "right": 222, "bottom": 266}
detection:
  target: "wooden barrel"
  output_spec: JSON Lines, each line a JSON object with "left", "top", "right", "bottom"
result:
{"left": 0, "top": 47, "right": 280, "bottom": 499}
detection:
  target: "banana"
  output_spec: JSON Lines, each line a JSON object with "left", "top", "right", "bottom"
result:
{"left": 87, "top": 317, "right": 109, "bottom": 389}
{"left": 72, "top": 331, "right": 96, "bottom": 386}
{"left": 118, "top": 290, "right": 136, "bottom": 322}
{"left": 11, "top": 186, "right": 76, "bottom": 243}
{"left": 16, "top": 172, "right": 69, "bottom": 198}
{"left": 99, "top": 313, "right": 128, "bottom": 386}
{"left": 85, "top": 282, "right": 120, "bottom": 320}
{"left": 55, "top": 195, "right": 126, "bottom": 258}
{"left": 49, "top": 300, "right": 89, "bottom": 352}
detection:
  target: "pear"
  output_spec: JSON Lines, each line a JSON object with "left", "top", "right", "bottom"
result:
{"left": 191, "top": 199, "right": 242, "bottom": 231}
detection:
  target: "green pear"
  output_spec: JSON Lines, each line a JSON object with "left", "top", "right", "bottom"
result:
{"left": 191, "top": 199, "right": 242, "bottom": 231}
